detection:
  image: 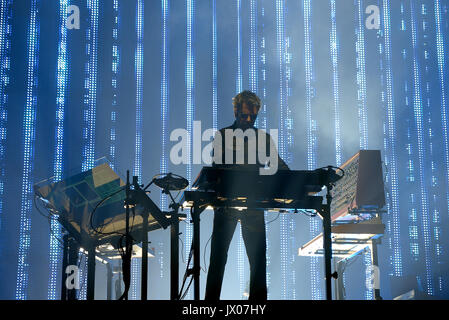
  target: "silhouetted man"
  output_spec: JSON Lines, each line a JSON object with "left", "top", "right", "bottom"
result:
{"left": 205, "top": 91, "right": 288, "bottom": 300}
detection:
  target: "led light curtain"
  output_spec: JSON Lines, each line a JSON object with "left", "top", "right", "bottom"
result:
{"left": 0, "top": 0, "right": 447, "bottom": 300}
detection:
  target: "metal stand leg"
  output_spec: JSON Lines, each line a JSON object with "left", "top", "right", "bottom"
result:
{"left": 322, "top": 204, "right": 333, "bottom": 300}
{"left": 319, "top": 184, "right": 335, "bottom": 301}
{"left": 86, "top": 245, "right": 96, "bottom": 300}
{"left": 170, "top": 215, "right": 180, "bottom": 300}
{"left": 61, "top": 234, "right": 69, "bottom": 301}
{"left": 141, "top": 210, "right": 149, "bottom": 300}
{"left": 67, "top": 237, "right": 79, "bottom": 300}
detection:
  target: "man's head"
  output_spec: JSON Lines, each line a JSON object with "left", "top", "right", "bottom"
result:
{"left": 233, "top": 91, "right": 261, "bottom": 129}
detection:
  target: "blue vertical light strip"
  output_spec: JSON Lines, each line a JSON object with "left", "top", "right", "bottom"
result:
{"left": 0, "top": 0, "right": 12, "bottom": 266}
{"left": 364, "top": 248, "right": 374, "bottom": 300}
{"left": 82, "top": 0, "right": 99, "bottom": 173}
{"left": 354, "top": 0, "right": 372, "bottom": 300}
{"left": 48, "top": 0, "right": 69, "bottom": 300}
{"left": 381, "top": 0, "right": 403, "bottom": 277}
{"left": 185, "top": 0, "right": 194, "bottom": 299}
{"left": 419, "top": 1, "right": 442, "bottom": 295}
{"left": 110, "top": 0, "right": 120, "bottom": 170}
{"left": 130, "top": 258, "right": 139, "bottom": 299}
{"left": 276, "top": 0, "right": 286, "bottom": 160}
{"left": 421, "top": 2, "right": 442, "bottom": 295}
{"left": 276, "top": 0, "right": 288, "bottom": 300}
{"left": 16, "top": 0, "right": 39, "bottom": 300}
{"left": 249, "top": 0, "right": 258, "bottom": 94}
{"left": 303, "top": 0, "right": 321, "bottom": 300}
{"left": 158, "top": 242, "right": 164, "bottom": 285}
{"left": 134, "top": 0, "right": 143, "bottom": 180}
{"left": 236, "top": 0, "right": 242, "bottom": 94}
{"left": 131, "top": 0, "right": 144, "bottom": 299}
{"left": 160, "top": 0, "right": 169, "bottom": 211}
{"left": 285, "top": 7, "right": 295, "bottom": 301}
{"left": 330, "top": 0, "right": 342, "bottom": 166}
{"left": 260, "top": 4, "right": 267, "bottom": 131}
{"left": 410, "top": 0, "right": 433, "bottom": 295}
{"left": 236, "top": 0, "right": 245, "bottom": 299}
{"left": 260, "top": 1, "right": 270, "bottom": 299}
{"left": 212, "top": 0, "right": 217, "bottom": 132}
{"left": 303, "top": 1, "right": 316, "bottom": 173}
{"left": 434, "top": 0, "right": 448, "bottom": 293}
{"left": 398, "top": 1, "right": 421, "bottom": 271}
{"left": 77, "top": 253, "right": 87, "bottom": 299}
{"left": 79, "top": 0, "right": 99, "bottom": 300}
{"left": 355, "top": 0, "right": 368, "bottom": 151}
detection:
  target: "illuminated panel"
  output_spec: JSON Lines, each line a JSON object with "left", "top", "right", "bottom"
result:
{"left": 303, "top": 0, "right": 321, "bottom": 300}
{"left": 434, "top": 0, "right": 448, "bottom": 293}
{"left": 110, "top": 0, "right": 120, "bottom": 170}
{"left": 410, "top": 0, "right": 433, "bottom": 295}
{"left": 160, "top": 0, "right": 169, "bottom": 211}
{"left": 185, "top": 0, "right": 194, "bottom": 299}
{"left": 16, "top": 0, "right": 39, "bottom": 300}
{"left": 355, "top": 0, "right": 368, "bottom": 152}
{"left": 381, "top": 0, "right": 402, "bottom": 277}
{"left": 48, "top": 0, "right": 70, "bottom": 300}
{"left": 0, "top": 0, "right": 12, "bottom": 271}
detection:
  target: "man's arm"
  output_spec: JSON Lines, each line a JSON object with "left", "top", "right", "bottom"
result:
{"left": 266, "top": 132, "right": 290, "bottom": 171}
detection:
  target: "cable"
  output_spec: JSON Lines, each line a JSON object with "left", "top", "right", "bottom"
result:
{"left": 315, "top": 165, "right": 345, "bottom": 187}
{"left": 178, "top": 239, "right": 194, "bottom": 300}
{"left": 47, "top": 215, "right": 65, "bottom": 249}
{"left": 89, "top": 188, "right": 125, "bottom": 236}
{"left": 33, "top": 195, "right": 58, "bottom": 218}
{"left": 179, "top": 235, "right": 185, "bottom": 264}
{"left": 179, "top": 243, "right": 193, "bottom": 299}
{"left": 266, "top": 212, "right": 280, "bottom": 224}
{"left": 117, "top": 232, "right": 134, "bottom": 300}
{"left": 34, "top": 195, "right": 65, "bottom": 249}
{"left": 180, "top": 276, "right": 194, "bottom": 300}
{"left": 202, "top": 234, "right": 212, "bottom": 273}
{"left": 299, "top": 209, "right": 318, "bottom": 217}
